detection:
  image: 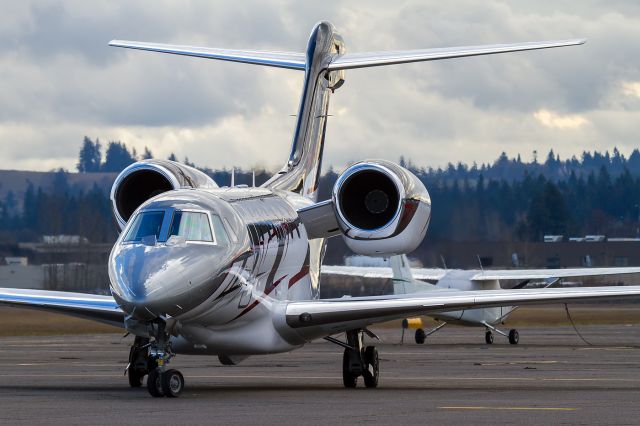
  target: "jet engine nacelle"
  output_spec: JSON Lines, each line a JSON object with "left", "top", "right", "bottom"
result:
{"left": 332, "top": 160, "right": 431, "bottom": 256}
{"left": 110, "top": 159, "right": 218, "bottom": 230}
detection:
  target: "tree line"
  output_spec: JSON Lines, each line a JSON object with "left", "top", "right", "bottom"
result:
{"left": 0, "top": 170, "right": 115, "bottom": 243}
{"left": 1, "top": 137, "right": 639, "bottom": 244}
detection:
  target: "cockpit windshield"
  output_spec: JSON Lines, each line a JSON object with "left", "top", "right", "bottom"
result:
{"left": 122, "top": 209, "right": 232, "bottom": 245}
{"left": 169, "top": 211, "right": 214, "bottom": 242}
{"left": 211, "top": 215, "right": 230, "bottom": 245}
{"left": 123, "top": 211, "right": 164, "bottom": 242}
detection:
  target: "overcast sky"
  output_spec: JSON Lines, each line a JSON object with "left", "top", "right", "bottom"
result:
{"left": 1, "top": 1, "right": 639, "bottom": 173}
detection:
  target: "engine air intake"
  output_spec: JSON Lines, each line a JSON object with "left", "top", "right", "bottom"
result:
{"left": 115, "top": 169, "right": 173, "bottom": 223}
{"left": 110, "top": 160, "right": 218, "bottom": 230}
{"left": 338, "top": 169, "right": 399, "bottom": 230}
{"left": 332, "top": 160, "right": 431, "bottom": 256}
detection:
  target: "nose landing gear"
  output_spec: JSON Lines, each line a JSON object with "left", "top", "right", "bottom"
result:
{"left": 127, "top": 321, "right": 185, "bottom": 397}
{"left": 126, "top": 336, "right": 157, "bottom": 388}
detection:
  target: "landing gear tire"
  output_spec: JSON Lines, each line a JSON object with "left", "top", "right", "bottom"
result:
{"left": 362, "top": 346, "right": 379, "bottom": 388}
{"left": 127, "top": 366, "right": 143, "bottom": 388}
{"left": 342, "top": 348, "right": 358, "bottom": 388}
{"left": 485, "top": 330, "right": 494, "bottom": 344}
{"left": 161, "top": 369, "right": 185, "bottom": 398}
{"left": 414, "top": 328, "right": 426, "bottom": 344}
{"left": 147, "top": 368, "right": 164, "bottom": 398}
{"left": 127, "top": 336, "right": 151, "bottom": 388}
{"left": 508, "top": 329, "right": 519, "bottom": 345}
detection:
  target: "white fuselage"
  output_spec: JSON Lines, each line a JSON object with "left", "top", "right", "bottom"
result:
{"left": 109, "top": 187, "right": 325, "bottom": 356}
{"left": 394, "top": 269, "right": 515, "bottom": 326}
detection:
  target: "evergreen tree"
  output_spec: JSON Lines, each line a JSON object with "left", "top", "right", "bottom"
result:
{"left": 76, "top": 136, "right": 102, "bottom": 172}
{"left": 527, "top": 181, "right": 568, "bottom": 240}
{"left": 51, "top": 169, "right": 69, "bottom": 196}
{"left": 101, "top": 141, "right": 135, "bottom": 172}
{"left": 142, "top": 147, "right": 153, "bottom": 159}
{"left": 22, "top": 183, "right": 37, "bottom": 229}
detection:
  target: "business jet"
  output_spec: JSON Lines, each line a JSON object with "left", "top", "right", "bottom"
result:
{"left": 323, "top": 255, "right": 640, "bottom": 344}
{"left": 2, "top": 21, "right": 639, "bottom": 398}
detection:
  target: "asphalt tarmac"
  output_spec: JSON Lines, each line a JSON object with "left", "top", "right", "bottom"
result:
{"left": 1, "top": 325, "right": 640, "bottom": 425}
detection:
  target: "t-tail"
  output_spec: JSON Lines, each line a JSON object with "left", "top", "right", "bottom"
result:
{"left": 109, "top": 22, "right": 584, "bottom": 201}
{"left": 390, "top": 255, "right": 438, "bottom": 295}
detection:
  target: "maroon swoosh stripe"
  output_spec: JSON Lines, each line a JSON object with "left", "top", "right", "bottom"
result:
{"left": 288, "top": 265, "right": 310, "bottom": 288}
{"left": 228, "top": 275, "right": 287, "bottom": 322}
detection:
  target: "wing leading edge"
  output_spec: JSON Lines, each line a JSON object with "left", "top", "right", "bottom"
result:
{"left": 471, "top": 267, "right": 640, "bottom": 281}
{"left": 321, "top": 265, "right": 445, "bottom": 282}
{"left": 285, "top": 286, "right": 640, "bottom": 338}
{"left": 0, "top": 288, "right": 124, "bottom": 327}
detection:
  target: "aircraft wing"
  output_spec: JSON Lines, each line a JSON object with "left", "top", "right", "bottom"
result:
{"left": 285, "top": 286, "right": 640, "bottom": 338}
{"left": 0, "top": 288, "right": 124, "bottom": 328}
{"left": 322, "top": 265, "right": 445, "bottom": 281}
{"left": 322, "top": 265, "right": 640, "bottom": 283}
{"left": 471, "top": 267, "right": 640, "bottom": 281}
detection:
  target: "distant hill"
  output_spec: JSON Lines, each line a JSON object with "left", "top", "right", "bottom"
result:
{"left": 0, "top": 170, "right": 116, "bottom": 208}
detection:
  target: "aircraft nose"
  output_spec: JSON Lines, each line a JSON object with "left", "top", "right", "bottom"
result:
{"left": 109, "top": 242, "right": 227, "bottom": 320}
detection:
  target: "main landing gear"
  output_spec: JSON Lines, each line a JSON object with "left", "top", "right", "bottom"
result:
{"left": 127, "top": 321, "right": 185, "bottom": 397}
{"left": 341, "top": 329, "right": 379, "bottom": 388}
{"left": 411, "top": 322, "right": 447, "bottom": 344}
{"left": 483, "top": 323, "right": 519, "bottom": 345}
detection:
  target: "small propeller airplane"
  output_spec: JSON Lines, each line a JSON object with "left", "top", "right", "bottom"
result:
{"left": 323, "top": 255, "right": 640, "bottom": 344}
{"left": 2, "top": 21, "right": 639, "bottom": 398}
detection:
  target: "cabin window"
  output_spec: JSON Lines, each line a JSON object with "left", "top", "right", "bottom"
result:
{"left": 169, "top": 211, "right": 213, "bottom": 242}
{"left": 123, "top": 211, "right": 165, "bottom": 242}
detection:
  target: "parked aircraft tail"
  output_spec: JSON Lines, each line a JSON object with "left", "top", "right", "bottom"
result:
{"left": 390, "top": 255, "right": 438, "bottom": 295}
{"left": 110, "top": 23, "right": 584, "bottom": 200}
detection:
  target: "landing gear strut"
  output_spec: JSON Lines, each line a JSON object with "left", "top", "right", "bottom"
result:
{"left": 483, "top": 323, "right": 519, "bottom": 345}
{"left": 413, "top": 322, "right": 447, "bottom": 344}
{"left": 131, "top": 320, "right": 184, "bottom": 398}
{"left": 126, "top": 336, "right": 157, "bottom": 388}
{"left": 342, "top": 329, "right": 379, "bottom": 388}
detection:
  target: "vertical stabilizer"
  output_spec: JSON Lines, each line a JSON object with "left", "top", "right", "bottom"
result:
{"left": 262, "top": 22, "right": 345, "bottom": 200}
{"left": 391, "top": 255, "right": 438, "bottom": 295}
{"left": 391, "top": 255, "right": 414, "bottom": 294}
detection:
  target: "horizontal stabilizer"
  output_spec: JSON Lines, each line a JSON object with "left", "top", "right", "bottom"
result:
{"left": 108, "top": 40, "right": 306, "bottom": 70}
{"left": 109, "top": 39, "right": 584, "bottom": 72}
{"left": 327, "top": 39, "right": 586, "bottom": 70}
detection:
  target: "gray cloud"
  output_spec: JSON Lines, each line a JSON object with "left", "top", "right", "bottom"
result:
{"left": 0, "top": 0, "right": 639, "bottom": 174}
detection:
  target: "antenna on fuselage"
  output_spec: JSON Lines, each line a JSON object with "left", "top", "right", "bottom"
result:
{"left": 440, "top": 255, "right": 448, "bottom": 271}
{"left": 231, "top": 168, "right": 235, "bottom": 187}
{"left": 252, "top": 170, "right": 256, "bottom": 187}
{"left": 476, "top": 254, "right": 485, "bottom": 272}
